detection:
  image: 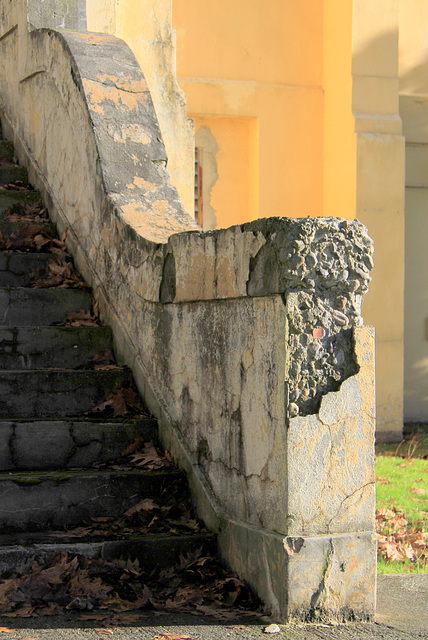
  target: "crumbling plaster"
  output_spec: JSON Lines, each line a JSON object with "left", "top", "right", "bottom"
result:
{"left": 0, "top": 1, "right": 376, "bottom": 621}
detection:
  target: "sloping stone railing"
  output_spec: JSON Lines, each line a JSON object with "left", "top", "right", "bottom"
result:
{"left": 0, "top": 0, "right": 376, "bottom": 621}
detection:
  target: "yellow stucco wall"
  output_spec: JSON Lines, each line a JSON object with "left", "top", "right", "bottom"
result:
{"left": 173, "top": 0, "right": 324, "bottom": 229}
{"left": 86, "top": 0, "right": 406, "bottom": 439}
{"left": 323, "top": 0, "right": 356, "bottom": 220}
{"left": 399, "top": 0, "right": 428, "bottom": 422}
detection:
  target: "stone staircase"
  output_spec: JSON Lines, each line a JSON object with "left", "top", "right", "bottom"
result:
{"left": 0, "top": 134, "right": 214, "bottom": 574}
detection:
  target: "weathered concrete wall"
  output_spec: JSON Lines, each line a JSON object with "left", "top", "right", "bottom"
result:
{"left": 28, "top": 0, "right": 87, "bottom": 31}
{"left": 85, "top": 0, "right": 195, "bottom": 217}
{"left": 0, "top": 1, "right": 376, "bottom": 621}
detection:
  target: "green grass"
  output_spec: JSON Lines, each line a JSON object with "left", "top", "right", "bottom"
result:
{"left": 376, "top": 455, "right": 428, "bottom": 530}
{"left": 375, "top": 433, "right": 427, "bottom": 574}
{"left": 377, "top": 554, "right": 428, "bottom": 574}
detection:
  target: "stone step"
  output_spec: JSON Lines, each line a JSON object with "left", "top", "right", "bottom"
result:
{"left": 0, "top": 190, "right": 41, "bottom": 214}
{"left": 0, "top": 287, "right": 93, "bottom": 326}
{"left": 0, "top": 468, "right": 184, "bottom": 532}
{"left": 0, "top": 533, "right": 216, "bottom": 573}
{"left": 0, "top": 140, "right": 14, "bottom": 162}
{"left": 0, "top": 252, "right": 53, "bottom": 286}
{"left": 0, "top": 219, "right": 56, "bottom": 239}
{"left": 0, "top": 325, "right": 114, "bottom": 369}
{"left": 0, "top": 418, "right": 157, "bottom": 470}
{"left": 0, "top": 163, "right": 28, "bottom": 185}
{"left": 0, "top": 368, "right": 133, "bottom": 418}
{"left": 0, "top": 138, "right": 218, "bottom": 589}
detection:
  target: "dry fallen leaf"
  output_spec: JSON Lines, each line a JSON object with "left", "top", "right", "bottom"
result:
{"left": 62, "top": 309, "right": 99, "bottom": 327}
{"left": 225, "top": 625, "right": 248, "bottom": 629}
{"left": 151, "top": 634, "right": 196, "bottom": 640}
{"left": 123, "top": 498, "right": 159, "bottom": 517}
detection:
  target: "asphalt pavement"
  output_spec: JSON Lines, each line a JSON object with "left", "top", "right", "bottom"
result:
{"left": 0, "top": 574, "right": 426, "bottom": 640}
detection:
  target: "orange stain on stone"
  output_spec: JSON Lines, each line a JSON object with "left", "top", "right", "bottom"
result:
{"left": 126, "top": 177, "right": 158, "bottom": 192}
{"left": 82, "top": 79, "right": 147, "bottom": 114}
{"left": 81, "top": 78, "right": 107, "bottom": 114}
{"left": 151, "top": 200, "right": 171, "bottom": 216}
{"left": 121, "top": 202, "right": 147, "bottom": 227}
{"left": 120, "top": 201, "right": 192, "bottom": 243}
{"left": 107, "top": 124, "right": 150, "bottom": 145}
{"left": 97, "top": 74, "right": 148, "bottom": 94}
{"left": 75, "top": 33, "right": 116, "bottom": 45}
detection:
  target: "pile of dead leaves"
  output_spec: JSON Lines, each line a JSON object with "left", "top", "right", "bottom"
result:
{"left": 85, "top": 384, "right": 149, "bottom": 418}
{"left": 2, "top": 200, "right": 49, "bottom": 222}
{"left": 55, "top": 439, "right": 203, "bottom": 540}
{"left": 56, "top": 309, "right": 101, "bottom": 328}
{"left": 0, "top": 549, "right": 261, "bottom": 622}
{"left": 0, "top": 200, "right": 87, "bottom": 289}
{"left": 81, "top": 349, "right": 119, "bottom": 371}
{"left": 0, "top": 180, "right": 31, "bottom": 192}
{"left": 0, "top": 223, "right": 56, "bottom": 253}
{"left": 376, "top": 507, "right": 427, "bottom": 567}
{"left": 30, "top": 255, "right": 87, "bottom": 289}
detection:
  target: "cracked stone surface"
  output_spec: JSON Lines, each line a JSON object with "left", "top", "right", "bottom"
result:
{"left": 0, "top": 325, "right": 113, "bottom": 369}
{"left": 287, "top": 327, "right": 375, "bottom": 537}
{"left": 0, "top": 469, "right": 182, "bottom": 531}
{"left": 0, "top": 6, "right": 377, "bottom": 620}
{"left": 0, "top": 419, "right": 156, "bottom": 470}
{"left": 0, "top": 288, "right": 92, "bottom": 326}
{"left": 0, "top": 369, "right": 131, "bottom": 418}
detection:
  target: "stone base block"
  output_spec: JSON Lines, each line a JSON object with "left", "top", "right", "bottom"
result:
{"left": 219, "top": 521, "right": 376, "bottom": 622}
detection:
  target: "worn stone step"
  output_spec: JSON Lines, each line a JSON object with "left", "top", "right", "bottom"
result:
{"left": 0, "top": 368, "right": 133, "bottom": 418}
{"left": 0, "top": 533, "right": 216, "bottom": 573}
{"left": 0, "top": 141, "right": 14, "bottom": 162}
{"left": 0, "top": 164, "right": 28, "bottom": 185}
{"left": 0, "top": 469, "right": 184, "bottom": 532}
{"left": 0, "top": 325, "right": 114, "bottom": 369}
{"left": 0, "top": 219, "right": 56, "bottom": 238}
{"left": 0, "top": 417, "right": 157, "bottom": 470}
{"left": 0, "top": 252, "right": 52, "bottom": 286}
{"left": 0, "top": 287, "right": 93, "bottom": 325}
{"left": 0, "top": 190, "right": 41, "bottom": 214}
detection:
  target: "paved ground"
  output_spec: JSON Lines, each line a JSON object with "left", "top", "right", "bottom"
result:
{"left": 0, "top": 575, "right": 426, "bottom": 640}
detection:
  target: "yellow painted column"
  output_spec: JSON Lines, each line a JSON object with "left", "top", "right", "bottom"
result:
{"left": 324, "top": 0, "right": 405, "bottom": 441}
{"left": 352, "top": 0, "right": 405, "bottom": 441}
{"left": 398, "top": 0, "right": 428, "bottom": 423}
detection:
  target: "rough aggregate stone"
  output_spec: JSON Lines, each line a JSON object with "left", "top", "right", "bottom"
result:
{"left": 0, "top": 10, "right": 377, "bottom": 621}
